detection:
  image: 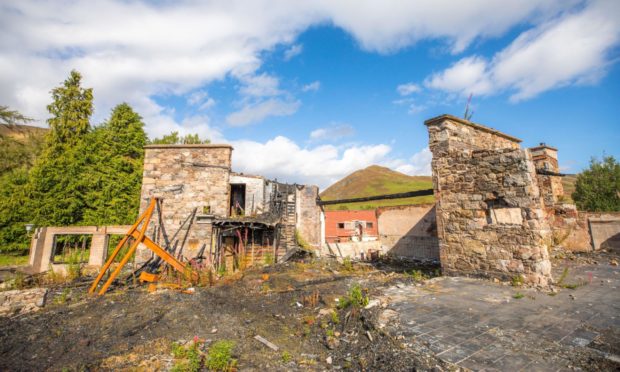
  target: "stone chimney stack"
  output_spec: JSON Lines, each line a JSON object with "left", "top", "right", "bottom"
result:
{"left": 529, "top": 143, "right": 564, "bottom": 207}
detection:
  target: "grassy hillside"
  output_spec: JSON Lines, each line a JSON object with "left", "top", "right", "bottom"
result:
{"left": 0, "top": 123, "right": 48, "bottom": 141}
{"left": 320, "top": 165, "right": 434, "bottom": 210}
{"left": 561, "top": 174, "right": 577, "bottom": 203}
{"left": 0, "top": 124, "right": 48, "bottom": 174}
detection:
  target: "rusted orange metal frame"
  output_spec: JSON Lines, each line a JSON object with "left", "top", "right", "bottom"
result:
{"left": 89, "top": 198, "right": 196, "bottom": 296}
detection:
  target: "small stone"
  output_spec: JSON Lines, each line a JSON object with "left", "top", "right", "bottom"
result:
{"left": 610, "top": 259, "right": 618, "bottom": 266}
{"left": 326, "top": 336, "right": 340, "bottom": 350}
{"left": 211, "top": 328, "right": 217, "bottom": 334}
{"left": 326, "top": 356, "right": 332, "bottom": 364}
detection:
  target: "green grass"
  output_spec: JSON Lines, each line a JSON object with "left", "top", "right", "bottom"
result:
{"left": 326, "top": 195, "right": 435, "bottom": 211}
{"left": 0, "top": 254, "right": 29, "bottom": 267}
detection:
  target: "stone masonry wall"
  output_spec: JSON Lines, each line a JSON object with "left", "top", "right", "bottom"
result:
{"left": 295, "top": 185, "right": 322, "bottom": 249}
{"left": 426, "top": 115, "right": 552, "bottom": 285}
{"left": 377, "top": 204, "right": 439, "bottom": 260}
{"left": 530, "top": 145, "right": 564, "bottom": 208}
{"left": 139, "top": 144, "right": 232, "bottom": 261}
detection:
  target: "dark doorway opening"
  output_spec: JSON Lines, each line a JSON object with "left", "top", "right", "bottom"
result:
{"left": 230, "top": 184, "right": 246, "bottom": 216}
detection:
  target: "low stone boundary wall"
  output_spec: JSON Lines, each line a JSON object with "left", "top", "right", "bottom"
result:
{"left": 0, "top": 288, "right": 48, "bottom": 317}
{"left": 589, "top": 213, "right": 620, "bottom": 251}
{"left": 326, "top": 241, "right": 382, "bottom": 259}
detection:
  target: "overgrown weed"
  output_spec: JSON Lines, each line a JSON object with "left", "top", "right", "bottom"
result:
{"left": 337, "top": 283, "right": 369, "bottom": 309}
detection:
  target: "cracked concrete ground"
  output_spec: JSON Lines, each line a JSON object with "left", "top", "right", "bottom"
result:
{"left": 377, "top": 256, "right": 620, "bottom": 371}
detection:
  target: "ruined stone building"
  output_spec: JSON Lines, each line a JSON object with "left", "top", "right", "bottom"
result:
{"left": 27, "top": 114, "right": 620, "bottom": 280}
{"left": 137, "top": 144, "right": 322, "bottom": 265}
{"left": 424, "top": 114, "right": 620, "bottom": 284}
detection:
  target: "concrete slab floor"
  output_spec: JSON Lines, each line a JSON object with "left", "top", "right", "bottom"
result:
{"left": 378, "top": 256, "right": 620, "bottom": 371}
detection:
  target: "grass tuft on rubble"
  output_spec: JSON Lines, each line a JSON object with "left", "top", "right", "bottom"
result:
{"left": 206, "top": 340, "right": 236, "bottom": 371}
{"left": 337, "top": 283, "right": 369, "bottom": 309}
{"left": 510, "top": 275, "right": 524, "bottom": 287}
{"left": 170, "top": 340, "right": 203, "bottom": 372}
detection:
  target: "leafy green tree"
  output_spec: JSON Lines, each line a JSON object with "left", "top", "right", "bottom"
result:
{"left": 82, "top": 103, "right": 147, "bottom": 225}
{"left": 573, "top": 155, "right": 620, "bottom": 211}
{"left": 150, "top": 131, "right": 180, "bottom": 144}
{"left": 150, "top": 131, "right": 210, "bottom": 144}
{"left": 28, "top": 70, "right": 94, "bottom": 226}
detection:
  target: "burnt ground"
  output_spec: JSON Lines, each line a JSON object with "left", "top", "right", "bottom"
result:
{"left": 0, "top": 251, "right": 619, "bottom": 371}
{"left": 0, "top": 259, "right": 451, "bottom": 371}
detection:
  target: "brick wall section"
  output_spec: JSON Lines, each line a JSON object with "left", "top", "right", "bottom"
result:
{"left": 377, "top": 204, "right": 439, "bottom": 260}
{"left": 324, "top": 210, "right": 378, "bottom": 242}
{"left": 139, "top": 144, "right": 232, "bottom": 260}
{"left": 425, "top": 115, "right": 552, "bottom": 285}
{"left": 295, "top": 185, "right": 322, "bottom": 249}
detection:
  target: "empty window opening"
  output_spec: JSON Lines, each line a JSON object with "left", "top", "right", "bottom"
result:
{"left": 51, "top": 235, "right": 92, "bottom": 264}
{"left": 230, "top": 184, "right": 246, "bottom": 216}
{"left": 366, "top": 222, "right": 373, "bottom": 228}
{"left": 338, "top": 223, "right": 345, "bottom": 229}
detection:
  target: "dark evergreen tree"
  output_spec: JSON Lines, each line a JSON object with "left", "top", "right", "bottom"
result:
{"left": 28, "top": 70, "right": 93, "bottom": 226}
{"left": 82, "top": 103, "right": 147, "bottom": 225}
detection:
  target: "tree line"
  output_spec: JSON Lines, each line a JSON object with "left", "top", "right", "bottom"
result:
{"left": 0, "top": 70, "right": 208, "bottom": 254}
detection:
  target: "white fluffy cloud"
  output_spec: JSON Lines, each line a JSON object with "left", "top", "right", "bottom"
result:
{"left": 424, "top": 0, "right": 620, "bottom": 101}
{"left": 394, "top": 147, "right": 432, "bottom": 176}
{"left": 310, "top": 123, "right": 355, "bottom": 141}
{"left": 302, "top": 81, "right": 321, "bottom": 92}
{"left": 0, "top": 0, "right": 575, "bottom": 134}
{"left": 284, "top": 44, "right": 303, "bottom": 61}
{"left": 226, "top": 98, "right": 301, "bottom": 126}
{"left": 232, "top": 136, "right": 431, "bottom": 188}
{"left": 232, "top": 136, "right": 389, "bottom": 187}
{"left": 396, "top": 82, "right": 421, "bottom": 96}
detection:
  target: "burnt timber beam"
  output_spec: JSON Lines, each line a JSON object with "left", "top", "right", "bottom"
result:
{"left": 317, "top": 189, "right": 434, "bottom": 206}
{"left": 536, "top": 169, "right": 567, "bottom": 177}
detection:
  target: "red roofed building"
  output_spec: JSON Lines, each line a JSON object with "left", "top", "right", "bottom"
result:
{"left": 325, "top": 210, "right": 378, "bottom": 243}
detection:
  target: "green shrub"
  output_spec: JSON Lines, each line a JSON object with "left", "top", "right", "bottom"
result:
{"left": 573, "top": 155, "right": 620, "bottom": 212}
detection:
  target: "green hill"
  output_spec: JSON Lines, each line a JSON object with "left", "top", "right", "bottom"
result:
{"left": 320, "top": 165, "right": 434, "bottom": 210}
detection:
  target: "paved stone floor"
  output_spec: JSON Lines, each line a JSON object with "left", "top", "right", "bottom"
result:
{"left": 378, "top": 258, "right": 620, "bottom": 371}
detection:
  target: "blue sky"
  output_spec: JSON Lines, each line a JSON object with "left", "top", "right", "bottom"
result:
{"left": 1, "top": 0, "right": 619, "bottom": 188}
